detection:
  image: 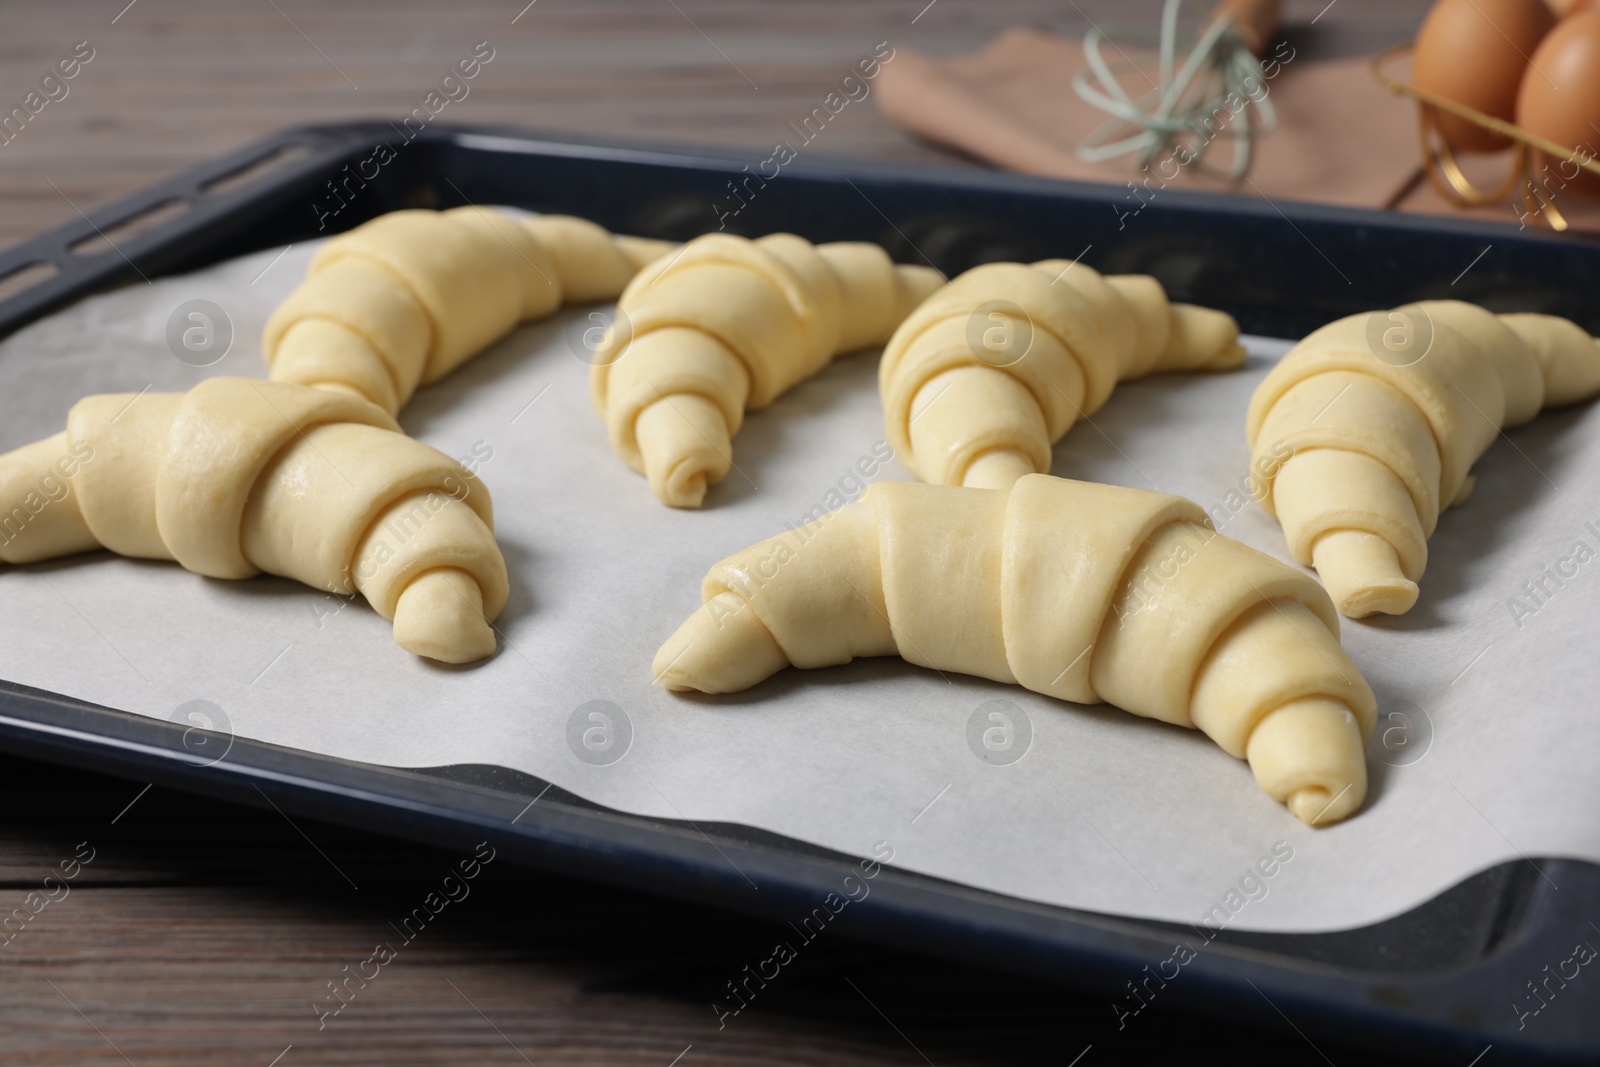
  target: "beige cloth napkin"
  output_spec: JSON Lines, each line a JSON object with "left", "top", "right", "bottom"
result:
{"left": 875, "top": 27, "right": 1417, "bottom": 206}
{"left": 875, "top": 26, "right": 1600, "bottom": 232}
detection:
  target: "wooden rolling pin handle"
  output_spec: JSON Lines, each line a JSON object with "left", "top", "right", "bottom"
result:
{"left": 1208, "top": 0, "right": 1281, "bottom": 57}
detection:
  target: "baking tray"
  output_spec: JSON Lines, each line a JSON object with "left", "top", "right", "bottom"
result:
{"left": 0, "top": 122, "right": 1595, "bottom": 1064}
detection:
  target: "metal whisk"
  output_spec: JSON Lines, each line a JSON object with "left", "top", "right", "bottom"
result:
{"left": 1073, "top": 0, "right": 1282, "bottom": 180}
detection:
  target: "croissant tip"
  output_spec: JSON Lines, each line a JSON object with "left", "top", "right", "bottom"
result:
{"left": 391, "top": 569, "right": 498, "bottom": 664}
{"left": 1337, "top": 579, "right": 1419, "bottom": 619}
{"left": 960, "top": 449, "right": 1037, "bottom": 490}
{"left": 653, "top": 592, "right": 790, "bottom": 694}
{"left": 394, "top": 612, "right": 498, "bottom": 664}
{"left": 659, "top": 470, "right": 709, "bottom": 509}
{"left": 1216, "top": 342, "right": 1249, "bottom": 369}
{"left": 635, "top": 394, "right": 730, "bottom": 508}
{"left": 653, "top": 621, "right": 710, "bottom": 692}
{"left": 1246, "top": 697, "right": 1368, "bottom": 825}
{"left": 1287, "top": 785, "right": 1358, "bottom": 827}
{"left": 403, "top": 630, "right": 498, "bottom": 664}
{"left": 1311, "top": 530, "right": 1419, "bottom": 619}
{"left": 651, "top": 633, "right": 729, "bottom": 693}
{"left": 652, "top": 665, "right": 701, "bottom": 692}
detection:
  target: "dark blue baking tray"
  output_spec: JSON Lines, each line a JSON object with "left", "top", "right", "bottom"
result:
{"left": 0, "top": 123, "right": 1594, "bottom": 1065}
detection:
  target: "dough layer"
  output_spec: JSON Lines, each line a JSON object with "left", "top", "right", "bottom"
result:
{"left": 1248, "top": 301, "right": 1600, "bottom": 617}
{"left": 264, "top": 207, "right": 674, "bottom": 414}
{"left": 0, "top": 378, "right": 508, "bottom": 663}
{"left": 654, "top": 474, "right": 1375, "bottom": 825}
{"left": 590, "top": 232, "right": 944, "bottom": 508}
{"left": 880, "top": 260, "right": 1245, "bottom": 488}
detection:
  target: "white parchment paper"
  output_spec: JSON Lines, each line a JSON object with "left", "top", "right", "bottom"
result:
{"left": 2, "top": 238, "right": 1597, "bottom": 934}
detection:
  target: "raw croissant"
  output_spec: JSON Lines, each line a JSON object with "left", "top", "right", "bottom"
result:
{"left": 880, "top": 260, "right": 1245, "bottom": 489}
{"left": 0, "top": 378, "right": 508, "bottom": 663}
{"left": 655, "top": 474, "right": 1375, "bottom": 825}
{"left": 1248, "top": 300, "right": 1600, "bottom": 618}
{"left": 264, "top": 207, "right": 675, "bottom": 415}
{"left": 590, "top": 232, "right": 944, "bottom": 508}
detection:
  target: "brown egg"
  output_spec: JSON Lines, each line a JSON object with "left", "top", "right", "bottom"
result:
{"left": 1414, "top": 0, "right": 1556, "bottom": 153}
{"left": 1518, "top": 9, "right": 1600, "bottom": 196}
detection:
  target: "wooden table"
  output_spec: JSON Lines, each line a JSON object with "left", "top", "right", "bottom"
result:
{"left": 0, "top": 2, "right": 1429, "bottom": 1063}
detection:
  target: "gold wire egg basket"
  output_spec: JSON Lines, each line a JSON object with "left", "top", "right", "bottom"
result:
{"left": 1372, "top": 42, "right": 1600, "bottom": 230}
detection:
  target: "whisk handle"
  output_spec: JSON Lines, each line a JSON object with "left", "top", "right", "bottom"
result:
{"left": 1207, "top": 0, "right": 1281, "bottom": 56}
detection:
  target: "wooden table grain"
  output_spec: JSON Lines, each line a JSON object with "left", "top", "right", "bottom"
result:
{"left": 0, "top": 2, "right": 1429, "bottom": 1063}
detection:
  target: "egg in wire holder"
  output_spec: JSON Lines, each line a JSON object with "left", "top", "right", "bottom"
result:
{"left": 1372, "top": 43, "right": 1600, "bottom": 231}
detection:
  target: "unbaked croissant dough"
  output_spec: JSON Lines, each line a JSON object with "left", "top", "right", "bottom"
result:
{"left": 1248, "top": 300, "right": 1600, "bottom": 618}
{"left": 590, "top": 232, "right": 944, "bottom": 508}
{"left": 880, "top": 260, "right": 1245, "bottom": 489}
{"left": 0, "top": 378, "right": 509, "bottom": 663}
{"left": 655, "top": 474, "right": 1375, "bottom": 825}
{"left": 264, "top": 207, "right": 675, "bottom": 414}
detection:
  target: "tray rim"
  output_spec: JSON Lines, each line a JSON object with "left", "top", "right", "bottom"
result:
{"left": 0, "top": 120, "right": 1594, "bottom": 1065}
